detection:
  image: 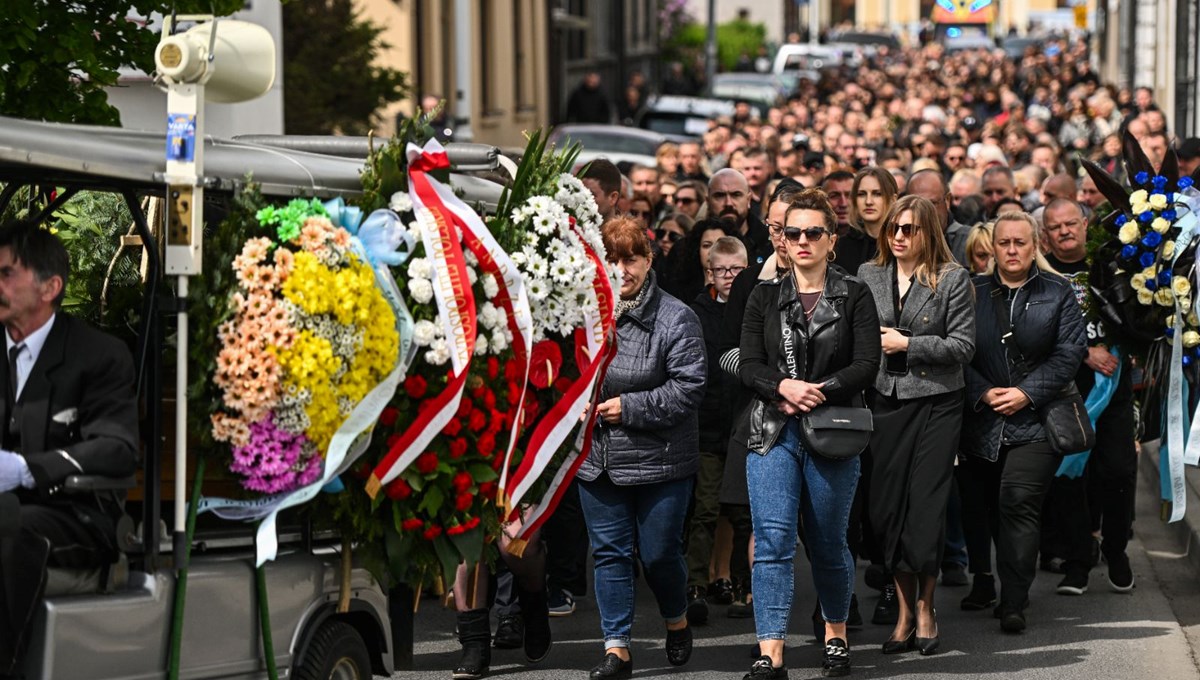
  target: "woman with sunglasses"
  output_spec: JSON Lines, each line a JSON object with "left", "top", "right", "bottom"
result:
{"left": 655, "top": 213, "right": 691, "bottom": 258}
{"left": 629, "top": 193, "right": 658, "bottom": 233}
{"left": 858, "top": 195, "right": 976, "bottom": 656}
{"left": 739, "top": 189, "right": 881, "bottom": 679}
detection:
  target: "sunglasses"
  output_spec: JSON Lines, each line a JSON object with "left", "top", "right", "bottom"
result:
{"left": 945, "top": 154, "right": 965, "bottom": 161}
{"left": 707, "top": 265, "right": 747, "bottom": 278}
{"left": 676, "top": 196, "right": 698, "bottom": 205}
{"left": 655, "top": 228, "right": 683, "bottom": 243}
{"left": 892, "top": 223, "right": 917, "bottom": 237}
{"left": 783, "top": 226, "right": 828, "bottom": 243}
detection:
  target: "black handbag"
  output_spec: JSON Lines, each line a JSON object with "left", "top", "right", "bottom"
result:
{"left": 992, "top": 291, "right": 1095, "bottom": 454}
{"left": 779, "top": 303, "right": 873, "bottom": 460}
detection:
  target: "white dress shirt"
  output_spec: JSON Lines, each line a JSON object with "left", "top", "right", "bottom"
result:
{"left": 6, "top": 312, "right": 55, "bottom": 401}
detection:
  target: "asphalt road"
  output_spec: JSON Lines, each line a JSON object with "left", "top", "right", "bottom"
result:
{"left": 384, "top": 466, "right": 1200, "bottom": 680}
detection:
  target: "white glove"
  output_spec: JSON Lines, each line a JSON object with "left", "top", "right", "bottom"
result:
{"left": 0, "top": 450, "right": 35, "bottom": 493}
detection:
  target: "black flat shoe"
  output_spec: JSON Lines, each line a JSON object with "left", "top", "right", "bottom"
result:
{"left": 873, "top": 583, "right": 898, "bottom": 625}
{"left": 822, "top": 638, "right": 851, "bottom": 677}
{"left": 589, "top": 653, "right": 633, "bottom": 679}
{"left": 961, "top": 575, "right": 997, "bottom": 611}
{"left": 744, "top": 655, "right": 789, "bottom": 679}
{"left": 666, "top": 626, "right": 693, "bottom": 666}
{"left": 882, "top": 627, "right": 915, "bottom": 654}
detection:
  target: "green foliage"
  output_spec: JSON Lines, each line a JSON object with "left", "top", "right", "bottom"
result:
{"left": 0, "top": 1, "right": 244, "bottom": 125}
{"left": 662, "top": 18, "right": 767, "bottom": 72}
{"left": 489, "top": 130, "right": 580, "bottom": 253}
{"left": 282, "top": 0, "right": 409, "bottom": 135}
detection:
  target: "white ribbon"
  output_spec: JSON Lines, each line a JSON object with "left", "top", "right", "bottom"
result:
{"left": 1166, "top": 312, "right": 1187, "bottom": 522}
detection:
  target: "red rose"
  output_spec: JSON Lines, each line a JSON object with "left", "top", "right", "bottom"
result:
{"left": 384, "top": 478, "right": 412, "bottom": 500}
{"left": 529, "top": 340, "right": 563, "bottom": 389}
{"left": 452, "top": 471, "right": 473, "bottom": 493}
{"left": 487, "top": 409, "right": 504, "bottom": 434}
{"left": 479, "top": 481, "right": 497, "bottom": 499}
{"left": 477, "top": 433, "right": 496, "bottom": 458}
{"left": 447, "top": 524, "right": 467, "bottom": 536}
{"left": 524, "top": 398, "right": 541, "bottom": 422}
{"left": 441, "top": 418, "right": 463, "bottom": 437}
{"left": 504, "top": 359, "right": 521, "bottom": 381}
{"left": 422, "top": 525, "right": 443, "bottom": 540}
{"left": 506, "top": 382, "right": 521, "bottom": 405}
{"left": 379, "top": 406, "right": 400, "bottom": 427}
{"left": 457, "top": 397, "right": 473, "bottom": 417}
{"left": 483, "top": 390, "right": 497, "bottom": 409}
{"left": 386, "top": 433, "right": 403, "bottom": 449}
{"left": 487, "top": 357, "right": 500, "bottom": 380}
{"left": 468, "top": 408, "right": 488, "bottom": 432}
{"left": 449, "top": 437, "right": 469, "bottom": 459}
{"left": 404, "top": 375, "right": 428, "bottom": 399}
{"left": 455, "top": 491, "right": 474, "bottom": 511}
{"left": 415, "top": 451, "right": 439, "bottom": 475}
{"left": 470, "top": 385, "right": 487, "bottom": 401}
{"left": 553, "top": 376, "right": 574, "bottom": 394}
{"left": 401, "top": 517, "right": 424, "bottom": 532}
{"left": 464, "top": 516, "right": 481, "bottom": 530}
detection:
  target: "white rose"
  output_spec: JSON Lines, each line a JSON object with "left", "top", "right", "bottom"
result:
{"left": 466, "top": 266, "right": 478, "bottom": 286}
{"left": 407, "top": 257, "right": 432, "bottom": 280}
{"left": 1118, "top": 223, "right": 1141, "bottom": 244}
{"left": 1185, "top": 331, "right": 1200, "bottom": 348}
{"left": 1152, "top": 217, "right": 1171, "bottom": 234}
{"left": 1189, "top": 310, "right": 1200, "bottom": 327}
{"left": 1163, "top": 240, "right": 1177, "bottom": 258}
{"left": 1155, "top": 288, "right": 1175, "bottom": 306}
{"left": 1173, "top": 276, "right": 1191, "bottom": 297}
{"left": 464, "top": 249, "right": 478, "bottom": 267}
{"left": 413, "top": 320, "right": 437, "bottom": 347}
{"left": 474, "top": 334, "right": 490, "bottom": 355}
{"left": 1131, "top": 273, "right": 1147, "bottom": 291}
{"left": 389, "top": 191, "right": 413, "bottom": 214}
{"left": 1131, "top": 202, "right": 1151, "bottom": 216}
{"left": 1149, "top": 193, "right": 1169, "bottom": 210}
{"left": 409, "top": 278, "right": 434, "bottom": 304}
{"left": 1137, "top": 288, "right": 1155, "bottom": 305}
{"left": 491, "top": 331, "right": 508, "bottom": 352}
{"left": 1130, "top": 189, "right": 1149, "bottom": 205}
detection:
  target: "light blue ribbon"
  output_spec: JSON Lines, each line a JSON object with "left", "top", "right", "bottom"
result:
{"left": 1161, "top": 381, "right": 1190, "bottom": 503}
{"left": 1055, "top": 346, "right": 1122, "bottom": 478}
{"left": 323, "top": 197, "right": 364, "bottom": 235}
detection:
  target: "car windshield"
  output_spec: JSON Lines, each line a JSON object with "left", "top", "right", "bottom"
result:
{"left": 554, "top": 131, "right": 659, "bottom": 155}
{"left": 640, "top": 113, "right": 708, "bottom": 137}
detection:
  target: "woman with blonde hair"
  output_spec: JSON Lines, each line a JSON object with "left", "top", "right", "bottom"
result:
{"left": 965, "top": 223, "right": 994, "bottom": 274}
{"left": 858, "top": 194, "right": 975, "bottom": 655}
{"left": 657, "top": 142, "right": 681, "bottom": 177}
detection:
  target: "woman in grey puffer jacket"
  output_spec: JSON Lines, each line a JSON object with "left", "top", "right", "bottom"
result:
{"left": 576, "top": 217, "right": 707, "bottom": 680}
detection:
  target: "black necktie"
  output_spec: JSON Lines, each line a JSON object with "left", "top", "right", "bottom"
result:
{"left": 8, "top": 343, "right": 23, "bottom": 403}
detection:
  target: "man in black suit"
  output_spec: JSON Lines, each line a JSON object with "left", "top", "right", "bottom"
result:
{"left": 0, "top": 220, "right": 139, "bottom": 675}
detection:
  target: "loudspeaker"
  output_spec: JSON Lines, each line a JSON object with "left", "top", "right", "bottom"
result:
{"left": 155, "top": 20, "right": 276, "bottom": 104}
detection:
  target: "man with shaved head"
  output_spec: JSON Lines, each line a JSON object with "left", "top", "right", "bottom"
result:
{"left": 1041, "top": 197, "right": 1137, "bottom": 597}
{"left": 708, "top": 168, "right": 772, "bottom": 264}
{"left": 981, "top": 166, "right": 1017, "bottom": 218}
{"left": 1040, "top": 173, "right": 1078, "bottom": 205}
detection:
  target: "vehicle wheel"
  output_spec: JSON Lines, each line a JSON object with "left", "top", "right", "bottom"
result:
{"left": 293, "top": 620, "right": 371, "bottom": 680}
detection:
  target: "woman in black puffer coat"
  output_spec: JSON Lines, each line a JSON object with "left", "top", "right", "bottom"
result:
{"left": 576, "top": 216, "right": 707, "bottom": 680}
{"left": 958, "top": 212, "right": 1086, "bottom": 634}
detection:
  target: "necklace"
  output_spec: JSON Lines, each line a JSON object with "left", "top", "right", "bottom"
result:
{"left": 791, "top": 267, "right": 825, "bottom": 319}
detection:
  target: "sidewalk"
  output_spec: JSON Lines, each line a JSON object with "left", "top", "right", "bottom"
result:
{"left": 1138, "top": 440, "right": 1200, "bottom": 576}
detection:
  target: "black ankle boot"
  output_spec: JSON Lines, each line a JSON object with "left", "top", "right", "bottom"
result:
{"left": 517, "top": 588, "right": 552, "bottom": 664}
{"left": 454, "top": 608, "right": 492, "bottom": 679}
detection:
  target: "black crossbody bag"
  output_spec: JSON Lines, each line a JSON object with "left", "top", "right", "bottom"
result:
{"left": 779, "top": 302, "right": 872, "bottom": 460}
{"left": 992, "top": 291, "right": 1095, "bottom": 454}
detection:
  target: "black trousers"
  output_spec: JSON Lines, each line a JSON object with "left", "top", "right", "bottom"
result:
{"left": 1, "top": 502, "right": 114, "bottom": 674}
{"left": 543, "top": 480, "right": 589, "bottom": 596}
{"left": 959, "top": 441, "right": 1059, "bottom": 609}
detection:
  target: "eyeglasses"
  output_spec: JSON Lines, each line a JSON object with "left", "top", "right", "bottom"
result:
{"left": 707, "top": 265, "right": 747, "bottom": 278}
{"left": 655, "top": 228, "right": 683, "bottom": 243}
{"left": 945, "top": 154, "right": 965, "bottom": 162}
{"left": 767, "top": 223, "right": 785, "bottom": 238}
{"left": 892, "top": 223, "right": 917, "bottom": 237}
{"left": 783, "top": 226, "right": 829, "bottom": 243}
{"left": 676, "top": 196, "right": 698, "bottom": 205}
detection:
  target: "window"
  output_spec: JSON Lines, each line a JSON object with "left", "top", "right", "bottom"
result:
{"left": 479, "top": 0, "right": 500, "bottom": 114}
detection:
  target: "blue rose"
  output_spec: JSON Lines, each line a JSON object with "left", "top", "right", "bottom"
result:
{"left": 1184, "top": 354, "right": 1192, "bottom": 366}
{"left": 1159, "top": 270, "right": 1173, "bottom": 286}
{"left": 1153, "top": 175, "right": 1169, "bottom": 189}
{"left": 1140, "top": 211, "right": 1155, "bottom": 223}
{"left": 1140, "top": 251, "right": 1157, "bottom": 268}
{"left": 1145, "top": 277, "right": 1158, "bottom": 291}
{"left": 1163, "top": 209, "right": 1178, "bottom": 221}
{"left": 1136, "top": 171, "right": 1151, "bottom": 185}
{"left": 1121, "top": 244, "right": 1139, "bottom": 259}
{"left": 1115, "top": 213, "right": 1129, "bottom": 227}
{"left": 1181, "top": 177, "right": 1196, "bottom": 190}
{"left": 1143, "top": 231, "right": 1163, "bottom": 248}
{"left": 1167, "top": 327, "right": 1175, "bottom": 339}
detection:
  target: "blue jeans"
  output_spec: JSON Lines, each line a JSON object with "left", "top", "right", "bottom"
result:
{"left": 747, "top": 419, "right": 860, "bottom": 641}
{"left": 579, "top": 473, "right": 694, "bottom": 648}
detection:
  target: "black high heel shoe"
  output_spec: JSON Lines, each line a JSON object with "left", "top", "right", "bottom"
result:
{"left": 916, "top": 610, "right": 940, "bottom": 656}
{"left": 881, "top": 627, "right": 915, "bottom": 654}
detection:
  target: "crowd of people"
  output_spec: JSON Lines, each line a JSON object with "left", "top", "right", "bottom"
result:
{"left": 448, "top": 30, "right": 1200, "bottom": 680}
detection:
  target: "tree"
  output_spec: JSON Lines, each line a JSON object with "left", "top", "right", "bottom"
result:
{"left": 282, "top": 0, "right": 409, "bottom": 135}
{"left": 0, "top": 1, "right": 244, "bottom": 126}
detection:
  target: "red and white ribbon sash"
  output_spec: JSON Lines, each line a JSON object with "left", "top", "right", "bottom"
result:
{"left": 509, "top": 228, "right": 616, "bottom": 548}
{"left": 367, "top": 142, "right": 477, "bottom": 496}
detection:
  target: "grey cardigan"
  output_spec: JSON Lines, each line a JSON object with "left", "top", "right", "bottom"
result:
{"left": 858, "top": 261, "right": 976, "bottom": 399}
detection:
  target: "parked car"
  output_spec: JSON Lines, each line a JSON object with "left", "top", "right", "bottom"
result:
{"left": 943, "top": 34, "right": 997, "bottom": 54}
{"left": 1001, "top": 35, "right": 1043, "bottom": 59}
{"left": 636, "top": 95, "right": 736, "bottom": 138}
{"left": 772, "top": 44, "right": 844, "bottom": 75}
{"left": 826, "top": 30, "right": 902, "bottom": 64}
{"left": 547, "top": 123, "right": 667, "bottom": 172}
{"left": 711, "top": 76, "right": 779, "bottom": 117}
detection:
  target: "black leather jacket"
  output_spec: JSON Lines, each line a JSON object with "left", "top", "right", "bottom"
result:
{"left": 738, "top": 265, "right": 881, "bottom": 454}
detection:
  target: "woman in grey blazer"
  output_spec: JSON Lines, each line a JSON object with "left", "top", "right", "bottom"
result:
{"left": 858, "top": 195, "right": 975, "bottom": 656}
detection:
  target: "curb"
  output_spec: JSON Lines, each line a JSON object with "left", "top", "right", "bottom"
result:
{"left": 1139, "top": 439, "right": 1200, "bottom": 576}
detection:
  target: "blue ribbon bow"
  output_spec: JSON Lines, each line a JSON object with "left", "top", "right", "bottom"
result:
{"left": 1055, "top": 347, "right": 1122, "bottom": 478}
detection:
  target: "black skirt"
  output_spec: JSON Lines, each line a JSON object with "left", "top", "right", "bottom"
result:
{"left": 867, "top": 388, "right": 964, "bottom": 576}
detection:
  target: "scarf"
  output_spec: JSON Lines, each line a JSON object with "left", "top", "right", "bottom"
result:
{"left": 615, "top": 276, "right": 651, "bottom": 320}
